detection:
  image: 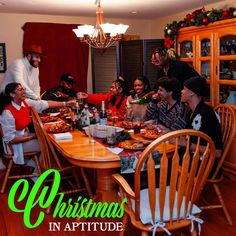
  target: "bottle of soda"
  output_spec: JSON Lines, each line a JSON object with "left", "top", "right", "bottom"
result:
{"left": 100, "top": 101, "right": 107, "bottom": 125}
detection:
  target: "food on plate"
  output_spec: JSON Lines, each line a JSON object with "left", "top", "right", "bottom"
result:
{"left": 119, "top": 140, "right": 146, "bottom": 150}
{"left": 122, "top": 121, "right": 145, "bottom": 129}
{"left": 40, "top": 116, "right": 59, "bottom": 123}
{"left": 45, "top": 121, "right": 71, "bottom": 133}
{"left": 142, "top": 130, "right": 164, "bottom": 139}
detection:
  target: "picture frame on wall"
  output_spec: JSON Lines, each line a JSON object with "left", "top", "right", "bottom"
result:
{"left": 0, "top": 43, "right": 6, "bottom": 73}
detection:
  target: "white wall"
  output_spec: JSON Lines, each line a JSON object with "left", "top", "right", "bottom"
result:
{"left": 0, "top": 0, "right": 235, "bottom": 89}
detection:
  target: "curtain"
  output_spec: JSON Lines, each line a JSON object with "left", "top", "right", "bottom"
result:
{"left": 22, "top": 22, "right": 89, "bottom": 93}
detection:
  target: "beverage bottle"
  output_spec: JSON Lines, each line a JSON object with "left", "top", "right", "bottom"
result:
{"left": 100, "top": 101, "right": 107, "bottom": 125}
{"left": 84, "top": 104, "right": 90, "bottom": 126}
{"left": 93, "top": 107, "right": 100, "bottom": 124}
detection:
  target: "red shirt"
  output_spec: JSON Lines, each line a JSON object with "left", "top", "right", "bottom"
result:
{"left": 87, "top": 92, "right": 127, "bottom": 118}
{"left": 4, "top": 101, "right": 31, "bottom": 130}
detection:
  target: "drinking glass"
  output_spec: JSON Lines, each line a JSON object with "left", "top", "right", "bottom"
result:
{"left": 111, "top": 112, "right": 119, "bottom": 126}
{"left": 126, "top": 106, "right": 133, "bottom": 120}
{"left": 106, "top": 126, "right": 116, "bottom": 147}
{"left": 133, "top": 116, "right": 141, "bottom": 135}
{"left": 89, "top": 125, "right": 96, "bottom": 144}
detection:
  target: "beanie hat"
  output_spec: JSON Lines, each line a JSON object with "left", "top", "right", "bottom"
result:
{"left": 184, "top": 76, "right": 207, "bottom": 97}
{"left": 60, "top": 73, "right": 74, "bottom": 84}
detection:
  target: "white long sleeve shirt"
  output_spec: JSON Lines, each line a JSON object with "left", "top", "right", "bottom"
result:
{"left": 0, "top": 57, "right": 40, "bottom": 100}
{"left": 0, "top": 99, "right": 48, "bottom": 164}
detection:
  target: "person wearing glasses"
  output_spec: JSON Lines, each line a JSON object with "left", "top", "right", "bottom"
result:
{"left": 151, "top": 47, "right": 199, "bottom": 87}
{"left": 0, "top": 45, "right": 43, "bottom": 101}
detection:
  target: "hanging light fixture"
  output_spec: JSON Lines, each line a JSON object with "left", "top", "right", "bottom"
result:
{"left": 73, "top": 0, "right": 129, "bottom": 49}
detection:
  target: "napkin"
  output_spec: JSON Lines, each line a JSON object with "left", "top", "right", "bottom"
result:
{"left": 106, "top": 147, "right": 124, "bottom": 155}
{"left": 53, "top": 132, "right": 72, "bottom": 141}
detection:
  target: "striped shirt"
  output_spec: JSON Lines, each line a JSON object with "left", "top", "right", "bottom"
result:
{"left": 145, "top": 100, "right": 190, "bottom": 131}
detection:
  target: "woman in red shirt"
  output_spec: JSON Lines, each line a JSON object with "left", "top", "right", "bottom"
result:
{"left": 86, "top": 77, "right": 129, "bottom": 118}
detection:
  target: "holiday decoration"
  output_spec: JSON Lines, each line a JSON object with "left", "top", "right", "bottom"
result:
{"left": 164, "top": 7, "right": 236, "bottom": 49}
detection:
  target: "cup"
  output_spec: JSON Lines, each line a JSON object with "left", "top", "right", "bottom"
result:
{"left": 126, "top": 106, "right": 133, "bottom": 120}
{"left": 111, "top": 112, "right": 119, "bottom": 126}
{"left": 106, "top": 126, "right": 116, "bottom": 146}
{"left": 88, "top": 125, "right": 96, "bottom": 144}
{"left": 133, "top": 117, "right": 141, "bottom": 135}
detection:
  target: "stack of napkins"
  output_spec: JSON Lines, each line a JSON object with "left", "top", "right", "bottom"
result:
{"left": 107, "top": 147, "right": 124, "bottom": 155}
{"left": 53, "top": 132, "right": 72, "bottom": 141}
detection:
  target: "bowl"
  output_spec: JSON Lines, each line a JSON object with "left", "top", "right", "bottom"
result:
{"left": 83, "top": 124, "right": 124, "bottom": 138}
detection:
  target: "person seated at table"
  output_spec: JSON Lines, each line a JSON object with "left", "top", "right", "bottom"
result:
{"left": 126, "top": 76, "right": 151, "bottom": 121}
{"left": 181, "top": 76, "right": 223, "bottom": 176}
{"left": 0, "top": 82, "right": 75, "bottom": 179}
{"left": 41, "top": 73, "right": 77, "bottom": 101}
{"left": 145, "top": 76, "right": 190, "bottom": 132}
{"left": 82, "top": 76, "right": 129, "bottom": 118}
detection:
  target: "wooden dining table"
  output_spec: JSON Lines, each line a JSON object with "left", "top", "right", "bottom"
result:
{"left": 48, "top": 129, "right": 175, "bottom": 203}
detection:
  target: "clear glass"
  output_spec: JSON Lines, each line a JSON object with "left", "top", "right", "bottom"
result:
{"left": 220, "top": 35, "right": 236, "bottom": 55}
{"left": 180, "top": 41, "right": 193, "bottom": 58}
{"left": 88, "top": 125, "right": 96, "bottom": 143}
{"left": 201, "top": 39, "right": 211, "bottom": 57}
{"left": 106, "top": 127, "right": 116, "bottom": 146}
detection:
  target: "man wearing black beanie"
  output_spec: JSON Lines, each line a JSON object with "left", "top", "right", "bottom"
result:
{"left": 181, "top": 76, "right": 223, "bottom": 177}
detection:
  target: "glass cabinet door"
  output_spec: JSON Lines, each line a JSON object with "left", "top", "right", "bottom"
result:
{"left": 179, "top": 41, "right": 193, "bottom": 58}
{"left": 216, "top": 31, "right": 236, "bottom": 105}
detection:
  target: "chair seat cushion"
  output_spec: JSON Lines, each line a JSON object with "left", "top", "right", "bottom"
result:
{"left": 131, "top": 186, "right": 201, "bottom": 224}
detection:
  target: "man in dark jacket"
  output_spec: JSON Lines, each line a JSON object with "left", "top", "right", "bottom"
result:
{"left": 151, "top": 47, "right": 199, "bottom": 87}
{"left": 42, "top": 73, "right": 77, "bottom": 101}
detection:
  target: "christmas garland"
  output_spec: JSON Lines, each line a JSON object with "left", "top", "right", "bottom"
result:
{"left": 164, "top": 7, "right": 236, "bottom": 49}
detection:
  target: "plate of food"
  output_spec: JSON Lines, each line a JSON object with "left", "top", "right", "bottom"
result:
{"left": 40, "top": 115, "right": 60, "bottom": 123}
{"left": 142, "top": 130, "right": 165, "bottom": 140}
{"left": 118, "top": 140, "right": 149, "bottom": 150}
{"left": 121, "top": 121, "right": 145, "bottom": 130}
{"left": 45, "top": 121, "right": 71, "bottom": 133}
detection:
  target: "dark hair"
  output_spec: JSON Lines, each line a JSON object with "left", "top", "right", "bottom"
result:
{"left": 0, "top": 82, "right": 21, "bottom": 114}
{"left": 110, "top": 76, "right": 129, "bottom": 109}
{"left": 134, "top": 76, "right": 151, "bottom": 95}
{"left": 153, "top": 47, "right": 168, "bottom": 58}
{"left": 156, "top": 77, "right": 181, "bottom": 100}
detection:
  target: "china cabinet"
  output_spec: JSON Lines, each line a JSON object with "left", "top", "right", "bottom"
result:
{"left": 176, "top": 18, "right": 236, "bottom": 177}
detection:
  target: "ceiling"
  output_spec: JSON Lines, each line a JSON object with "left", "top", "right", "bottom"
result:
{"left": 0, "top": 0, "right": 225, "bottom": 20}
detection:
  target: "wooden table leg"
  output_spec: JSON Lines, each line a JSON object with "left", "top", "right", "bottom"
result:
{"left": 95, "top": 168, "right": 118, "bottom": 202}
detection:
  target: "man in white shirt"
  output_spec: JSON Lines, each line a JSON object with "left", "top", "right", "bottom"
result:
{"left": 0, "top": 44, "right": 43, "bottom": 100}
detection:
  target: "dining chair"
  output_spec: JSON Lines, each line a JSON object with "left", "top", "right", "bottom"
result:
{"left": 200, "top": 104, "right": 235, "bottom": 225}
{"left": 0, "top": 125, "right": 41, "bottom": 193}
{"left": 113, "top": 129, "right": 216, "bottom": 236}
{"left": 30, "top": 107, "right": 93, "bottom": 199}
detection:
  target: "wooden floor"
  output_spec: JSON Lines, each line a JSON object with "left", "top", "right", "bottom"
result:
{"left": 0, "top": 169, "right": 236, "bottom": 236}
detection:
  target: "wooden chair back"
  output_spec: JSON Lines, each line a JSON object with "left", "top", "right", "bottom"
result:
{"left": 30, "top": 107, "right": 62, "bottom": 170}
{"left": 212, "top": 104, "right": 236, "bottom": 179}
{"left": 113, "top": 129, "right": 216, "bottom": 235}
{"left": 0, "top": 124, "right": 41, "bottom": 193}
{"left": 30, "top": 107, "right": 93, "bottom": 198}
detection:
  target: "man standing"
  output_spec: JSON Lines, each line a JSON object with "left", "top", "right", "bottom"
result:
{"left": 0, "top": 44, "right": 43, "bottom": 100}
{"left": 41, "top": 73, "right": 77, "bottom": 101}
{"left": 151, "top": 47, "right": 199, "bottom": 87}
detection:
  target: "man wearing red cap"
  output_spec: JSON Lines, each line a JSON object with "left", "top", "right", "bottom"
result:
{"left": 0, "top": 44, "right": 43, "bottom": 100}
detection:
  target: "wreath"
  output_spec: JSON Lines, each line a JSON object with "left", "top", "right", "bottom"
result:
{"left": 164, "top": 7, "right": 236, "bottom": 49}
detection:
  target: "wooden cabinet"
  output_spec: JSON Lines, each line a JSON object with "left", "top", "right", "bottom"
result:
{"left": 176, "top": 18, "right": 236, "bottom": 176}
